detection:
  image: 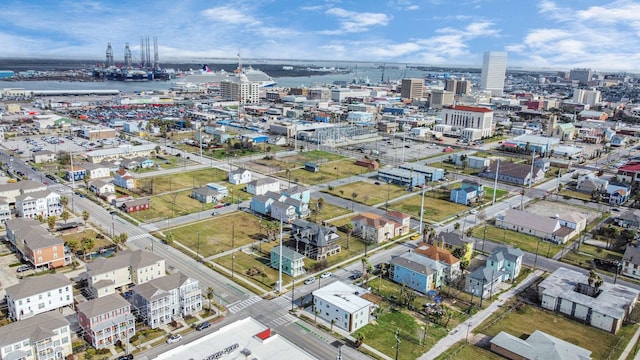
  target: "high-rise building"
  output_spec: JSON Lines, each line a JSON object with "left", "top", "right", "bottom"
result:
{"left": 572, "top": 89, "right": 601, "bottom": 106}
{"left": 220, "top": 75, "right": 260, "bottom": 104}
{"left": 444, "top": 79, "right": 472, "bottom": 95}
{"left": 401, "top": 78, "right": 424, "bottom": 99}
{"left": 479, "top": 52, "right": 507, "bottom": 96}
{"left": 430, "top": 89, "right": 455, "bottom": 109}
{"left": 569, "top": 68, "right": 593, "bottom": 85}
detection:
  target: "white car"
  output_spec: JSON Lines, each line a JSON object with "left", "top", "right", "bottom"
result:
{"left": 320, "top": 272, "right": 332, "bottom": 279}
{"left": 166, "top": 334, "right": 182, "bottom": 344}
{"left": 470, "top": 209, "right": 478, "bottom": 215}
{"left": 304, "top": 277, "right": 316, "bottom": 285}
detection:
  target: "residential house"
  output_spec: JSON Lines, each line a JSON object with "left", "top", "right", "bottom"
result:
{"left": 121, "top": 198, "right": 150, "bottom": 213}
{"left": 83, "top": 163, "right": 111, "bottom": 179}
{"left": 350, "top": 211, "right": 411, "bottom": 244}
{"left": 0, "top": 311, "right": 72, "bottom": 360}
{"left": 479, "top": 161, "right": 544, "bottom": 186}
{"left": 0, "top": 180, "right": 47, "bottom": 205}
{"left": 191, "top": 186, "right": 223, "bottom": 204}
{"left": 281, "top": 185, "right": 311, "bottom": 204}
{"left": 76, "top": 294, "right": 136, "bottom": 349}
{"left": 495, "top": 209, "right": 586, "bottom": 244}
{"left": 271, "top": 200, "right": 298, "bottom": 223}
{"left": 312, "top": 281, "right": 373, "bottom": 333}
{"left": 486, "top": 246, "right": 524, "bottom": 281}
{"left": 250, "top": 188, "right": 310, "bottom": 221}
{"left": 15, "top": 190, "right": 62, "bottom": 219}
{"left": 121, "top": 158, "right": 140, "bottom": 170}
{"left": 250, "top": 193, "right": 278, "bottom": 216}
{"left": 449, "top": 180, "right": 484, "bottom": 205}
{"left": 614, "top": 209, "right": 640, "bottom": 228}
{"left": 84, "top": 250, "right": 166, "bottom": 298}
{"left": 270, "top": 246, "right": 305, "bottom": 277}
{"left": 65, "top": 165, "right": 86, "bottom": 181}
{"left": 229, "top": 168, "right": 252, "bottom": 185}
{"left": 413, "top": 245, "right": 461, "bottom": 282}
{"left": 290, "top": 219, "right": 341, "bottom": 260}
{"left": 538, "top": 267, "right": 639, "bottom": 334}
{"left": 246, "top": 177, "right": 280, "bottom": 195}
{"left": 533, "top": 157, "right": 551, "bottom": 172}
{"left": 611, "top": 134, "right": 627, "bottom": 147}
{"left": 606, "top": 184, "right": 630, "bottom": 205}
{"left": 435, "top": 230, "right": 474, "bottom": 262}
{"left": 89, "top": 180, "right": 115, "bottom": 196}
{"left": 128, "top": 272, "right": 202, "bottom": 329}
{"left": 576, "top": 173, "right": 608, "bottom": 194}
{"left": 140, "top": 158, "right": 155, "bottom": 169}
{"left": 617, "top": 162, "right": 640, "bottom": 185}
{"left": 206, "top": 182, "right": 229, "bottom": 197}
{"left": 6, "top": 273, "right": 73, "bottom": 321}
{"left": 389, "top": 251, "right": 446, "bottom": 293}
{"left": 5, "top": 218, "right": 68, "bottom": 269}
{"left": 0, "top": 198, "right": 10, "bottom": 223}
{"left": 113, "top": 168, "right": 136, "bottom": 190}
{"left": 622, "top": 246, "right": 640, "bottom": 280}
{"left": 31, "top": 149, "right": 56, "bottom": 164}
{"left": 490, "top": 330, "right": 592, "bottom": 360}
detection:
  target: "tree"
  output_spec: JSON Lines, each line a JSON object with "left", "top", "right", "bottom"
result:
{"left": 351, "top": 192, "right": 358, "bottom": 211}
{"left": 317, "top": 197, "right": 324, "bottom": 210}
{"left": 81, "top": 237, "right": 95, "bottom": 260}
{"left": 65, "top": 239, "right": 79, "bottom": 254}
{"left": 354, "top": 333, "right": 365, "bottom": 348}
{"left": 47, "top": 216, "right": 57, "bottom": 231}
{"left": 155, "top": 145, "right": 161, "bottom": 154}
{"left": 454, "top": 222, "right": 461, "bottom": 230}
{"left": 82, "top": 210, "right": 90, "bottom": 222}
{"left": 60, "top": 196, "right": 69, "bottom": 209}
{"left": 378, "top": 263, "right": 388, "bottom": 291}
{"left": 344, "top": 223, "right": 353, "bottom": 249}
{"left": 205, "top": 287, "right": 215, "bottom": 313}
{"left": 113, "top": 233, "right": 129, "bottom": 251}
{"left": 164, "top": 232, "right": 174, "bottom": 245}
{"left": 60, "top": 210, "right": 70, "bottom": 224}
{"left": 36, "top": 214, "right": 45, "bottom": 224}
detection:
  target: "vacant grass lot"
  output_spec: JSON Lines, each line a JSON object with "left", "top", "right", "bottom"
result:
{"left": 307, "top": 199, "right": 353, "bottom": 222}
{"left": 165, "top": 212, "right": 262, "bottom": 257}
{"left": 471, "top": 225, "right": 562, "bottom": 257}
{"left": 388, "top": 192, "right": 469, "bottom": 223}
{"left": 137, "top": 168, "right": 228, "bottom": 194}
{"left": 478, "top": 302, "right": 637, "bottom": 360}
{"left": 435, "top": 342, "right": 502, "bottom": 360}
{"left": 128, "top": 190, "right": 218, "bottom": 222}
{"left": 560, "top": 189, "right": 592, "bottom": 201}
{"left": 354, "top": 310, "right": 425, "bottom": 360}
{"left": 280, "top": 159, "right": 372, "bottom": 185}
{"left": 61, "top": 229, "right": 112, "bottom": 253}
{"left": 561, "top": 243, "right": 623, "bottom": 269}
{"left": 215, "top": 241, "right": 287, "bottom": 292}
{"left": 322, "top": 181, "right": 408, "bottom": 206}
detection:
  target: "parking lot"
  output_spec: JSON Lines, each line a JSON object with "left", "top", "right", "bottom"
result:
{"left": 0, "top": 242, "right": 22, "bottom": 299}
{"left": 343, "top": 134, "right": 447, "bottom": 165}
{"left": 1, "top": 134, "right": 125, "bottom": 162}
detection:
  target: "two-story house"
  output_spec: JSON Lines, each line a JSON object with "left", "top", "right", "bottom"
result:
{"left": 435, "top": 230, "right": 474, "bottom": 262}
{"left": 246, "top": 177, "right": 280, "bottom": 195}
{"left": 413, "top": 245, "right": 461, "bottom": 282}
{"left": 89, "top": 180, "right": 116, "bottom": 196}
{"left": 6, "top": 273, "right": 73, "bottom": 321}
{"left": 0, "top": 311, "right": 72, "bottom": 360}
{"left": 15, "top": 190, "right": 62, "bottom": 219}
{"left": 389, "top": 251, "right": 446, "bottom": 293}
{"left": 313, "top": 281, "right": 373, "bottom": 333}
{"left": 270, "top": 246, "right": 305, "bottom": 277}
{"left": 449, "top": 180, "right": 485, "bottom": 205}
{"left": 350, "top": 211, "right": 411, "bottom": 244}
{"left": 465, "top": 246, "right": 523, "bottom": 298}
{"left": 84, "top": 250, "right": 166, "bottom": 298}
{"left": 76, "top": 294, "right": 136, "bottom": 349}
{"left": 0, "top": 198, "right": 11, "bottom": 223}
{"left": 5, "top": 218, "right": 68, "bottom": 269}
{"left": 83, "top": 163, "right": 112, "bottom": 179}
{"left": 0, "top": 180, "right": 47, "bottom": 206}
{"left": 113, "top": 169, "right": 136, "bottom": 190}
{"left": 291, "top": 219, "right": 341, "bottom": 260}
{"left": 128, "top": 272, "right": 202, "bottom": 329}
{"left": 228, "top": 168, "right": 252, "bottom": 185}
{"left": 65, "top": 165, "right": 86, "bottom": 181}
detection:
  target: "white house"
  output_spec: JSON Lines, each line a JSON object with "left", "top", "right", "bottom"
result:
{"left": 229, "top": 168, "right": 252, "bottom": 185}
{"left": 83, "top": 163, "right": 111, "bottom": 179}
{"left": 0, "top": 311, "right": 72, "bottom": 360}
{"left": 312, "top": 281, "right": 373, "bottom": 333}
{"left": 246, "top": 177, "right": 280, "bottom": 195}
{"left": 15, "top": 190, "right": 62, "bottom": 219}
{"left": 89, "top": 179, "right": 115, "bottom": 196}
{"left": 6, "top": 273, "right": 73, "bottom": 321}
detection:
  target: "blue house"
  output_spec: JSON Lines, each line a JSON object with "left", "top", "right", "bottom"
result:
{"left": 377, "top": 168, "right": 425, "bottom": 187}
{"left": 611, "top": 135, "right": 627, "bottom": 147}
{"left": 389, "top": 252, "right": 446, "bottom": 294}
{"left": 450, "top": 180, "right": 484, "bottom": 205}
{"left": 486, "top": 246, "right": 524, "bottom": 281}
{"left": 242, "top": 133, "right": 268, "bottom": 144}
{"left": 399, "top": 164, "right": 445, "bottom": 182}
{"left": 281, "top": 185, "right": 311, "bottom": 204}
{"left": 65, "top": 166, "right": 86, "bottom": 181}
{"left": 140, "top": 159, "right": 155, "bottom": 169}
{"left": 250, "top": 193, "right": 278, "bottom": 216}
{"left": 607, "top": 184, "right": 630, "bottom": 205}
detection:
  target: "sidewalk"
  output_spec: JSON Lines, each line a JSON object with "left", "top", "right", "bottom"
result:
{"left": 417, "top": 269, "right": 543, "bottom": 359}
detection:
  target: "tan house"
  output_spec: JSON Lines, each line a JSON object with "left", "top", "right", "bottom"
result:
{"left": 350, "top": 211, "right": 411, "bottom": 244}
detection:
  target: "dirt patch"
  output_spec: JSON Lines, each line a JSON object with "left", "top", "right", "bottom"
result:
{"left": 525, "top": 200, "right": 601, "bottom": 222}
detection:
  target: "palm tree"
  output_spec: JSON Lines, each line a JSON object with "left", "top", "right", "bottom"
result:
{"left": 60, "top": 210, "right": 70, "bottom": 224}
{"left": 205, "top": 287, "right": 215, "bottom": 313}
{"left": 351, "top": 192, "right": 358, "bottom": 211}
{"left": 317, "top": 197, "right": 324, "bottom": 210}
{"left": 378, "top": 263, "right": 387, "bottom": 291}
{"left": 82, "top": 210, "right": 90, "bottom": 222}
{"left": 60, "top": 196, "right": 69, "bottom": 209}
{"left": 344, "top": 223, "right": 353, "bottom": 249}
{"left": 81, "top": 237, "right": 95, "bottom": 260}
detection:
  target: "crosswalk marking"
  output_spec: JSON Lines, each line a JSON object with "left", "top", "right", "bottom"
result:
{"left": 270, "top": 295, "right": 291, "bottom": 309}
{"left": 128, "top": 233, "right": 152, "bottom": 241}
{"left": 268, "top": 313, "right": 298, "bottom": 327}
{"left": 227, "top": 296, "right": 262, "bottom": 313}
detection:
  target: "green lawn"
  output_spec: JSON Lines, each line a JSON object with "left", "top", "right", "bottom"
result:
{"left": 136, "top": 168, "right": 228, "bottom": 195}
{"left": 128, "top": 190, "right": 218, "bottom": 222}
{"left": 561, "top": 243, "right": 623, "bottom": 270}
{"left": 482, "top": 187, "right": 509, "bottom": 201}
{"left": 354, "top": 310, "right": 427, "bottom": 360}
{"left": 388, "top": 192, "right": 469, "bottom": 223}
{"left": 61, "top": 229, "right": 112, "bottom": 252}
{"left": 478, "top": 301, "right": 638, "bottom": 360}
{"left": 279, "top": 159, "right": 372, "bottom": 185}
{"left": 322, "top": 181, "right": 408, "bottom": 206}
{"left": 560, "top": 189, "right": 592, "bottom": 201}
{"left": 308, "top": 199, "right": 353, "bottom": 222}
{"left": 435, "top": 342, "right": 502, "bottom": 360}
{"left": 215, "top": 244, "right": 288, "bottom": 292}
{"left": 471, "top": 225, "right": 562, "bottom": 257}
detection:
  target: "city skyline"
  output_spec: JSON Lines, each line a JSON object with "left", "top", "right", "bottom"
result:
{"left": 0, "top": 0, "right": 639, "bottom": 71}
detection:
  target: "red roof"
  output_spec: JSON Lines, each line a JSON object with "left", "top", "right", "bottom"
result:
{"left": 619, "top": 162, "right": 640, "bottom": 172}
{"left": 256, "top": 328, "right": 271, "bottom": 340}
{"left": 448, "top": 105, "right": 493, "bottom": 113}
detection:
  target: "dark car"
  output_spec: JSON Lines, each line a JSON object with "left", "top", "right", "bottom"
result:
{"left": 16, "top": 265, "right": 32, "bottom": 273}
{"left": 116, "top": 355, "right": 133, "bottom": 360}
{"left": 196, "top": 321, "right": 211, "bottom": 331}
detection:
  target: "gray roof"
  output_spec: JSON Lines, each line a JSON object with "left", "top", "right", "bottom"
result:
{"left": 539, "top": 267, "right": 640, "bottom": 320}
{"left": 500, "top": 209, "right": 560, "bottom": 234}
{"left": 131, "top": 272, "right": 195, "bottom": 301}
{"left": 15, "top": 189, "right": 57, "bottom": 202}
{"left": 76, "top": 293, "right": 130, "bottom": 318}
{"left": 0, "top": 180, "right": 47, "bottom": 193}
{"left": 271, "top": 246, "right": 305, "bottom": 261}
{"left": 282, "top": 185, "right": 309, "bottom": 195}
{"left": 489, "top": 246, "right": 524, "bottom": 263}
{"left": 86, "top": 250, "right": 163, "bottom": 276}
{"left": 192, "top": 186, "right": 219, "bottom": 197}
{"left": 291, "top": 219, "right": 339, "bottom": 247}
{"left": 6, "top": 273, "right": 71, "bottom": 300}
{"left": 490, "top": 330, "right": 592, "bottom": 360}
{"left": 249, "top": 177, "right": 279, "bottom": 187}
{"left": 0, "top": 310, "right": 69, "bottom": 348}
{"left": 623, "top": 246, "right": 640, "bottom": 266}
{"left": 436, "top": 230, "right": 472, "bottom": 248}
{"left": 123, "top": 198, "right": 150, "bottom": 207}
{"left": 485, "top": 161, "right": 534, "bottom": 179}
{"left": 391, "top": 252, "right": 436, "bottom": 276}
{"left": 468, "top": 266, "right": 506, "bottom": 283}
{"left": 230, "top": 167, "right": 250, "bottom": 176}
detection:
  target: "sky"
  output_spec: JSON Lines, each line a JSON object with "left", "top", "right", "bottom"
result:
{"left": 1, "top": 0, "right": 639, "bottom": 71}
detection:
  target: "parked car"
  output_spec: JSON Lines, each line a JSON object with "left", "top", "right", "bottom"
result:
{"left": 196, "top": 321, "right": 211, "bottom": 331}
{"left": 348, "top": 272, "right": 362, "bottom": 280}
{"left": 215, "top": 204, "right": 225, "bottom": 209}
{"left": 304, "top": 277, "right": 316, "bottom": 285}
{"left": 16, "top": 265, "right": 32, "bottom": 273}
{"left": 166, "top": 334, "right": 182, "bottom": 344}
{"left": 410, "top": 234, "right": 420, "bottom": 241}
{"left": 320, "top": 272, "right": 332, "bottom": 279}
{"left": 470, "top": 209, "right": 478, "bottom": 215}
{"left": 116, "top": 355, "right": 133, "bottom": 360}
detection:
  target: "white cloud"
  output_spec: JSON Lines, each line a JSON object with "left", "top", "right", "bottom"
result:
{"left": 201, "top": 6, "right": 261, "bottom": 25}
{"left": 322, "top": 7, "right": 390, "bottom": 34}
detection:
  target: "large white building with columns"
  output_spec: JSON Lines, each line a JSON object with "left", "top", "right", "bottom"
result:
{"left": 439, "top": 105, "right": 494, "bottom": 140}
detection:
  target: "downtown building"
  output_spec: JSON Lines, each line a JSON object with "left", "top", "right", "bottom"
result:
{"left": 479, "top": 51, "right": 507, "bottom": 96}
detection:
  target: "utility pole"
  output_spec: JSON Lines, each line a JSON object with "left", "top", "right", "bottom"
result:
{"left": 196, "top": 231, "right": 201, "bottom": 261}
{"left": 529, "top": 150, "right": 535, "bottom": 189}
{"left": 291, "top": 278, "right": 295, "bottom": 311}
{"left": 419, "top": 186, "right": 426, "bottom": 237}
{"left": 231, "top": 223, "right": 235, "bottom": 278}
{"left": 277, "top": 219, "right": 283, "bottom": 293}
{"left": 492, "top": 159, "right": 499, "bottom": 205}
{"left": 395, "top": 329, "right": 401, "bottom": 360}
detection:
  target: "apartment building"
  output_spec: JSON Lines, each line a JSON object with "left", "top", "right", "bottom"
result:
{"left": 5, "top": 273, "right": 73, "bottom": 321}
{"left": 77, "top": 294, "right": 136, "bottom": 349}
{"left": 15, "top": 190, "right": 62, "bottom": 219}
{"left": 0, "top": 311, "right": 72, "bottom": 360}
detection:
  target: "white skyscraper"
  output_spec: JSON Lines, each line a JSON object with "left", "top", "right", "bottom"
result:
{"left": 479, "top": 51, "right": 507, "bottom": 96}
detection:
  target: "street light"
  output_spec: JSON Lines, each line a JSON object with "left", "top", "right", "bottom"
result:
{"left": 466, "top": 322, "right": 472, "bottom": 344}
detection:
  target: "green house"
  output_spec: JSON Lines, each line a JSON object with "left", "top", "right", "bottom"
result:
{"left": 270, "top": 246, "right": 306, "bottom": 277}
